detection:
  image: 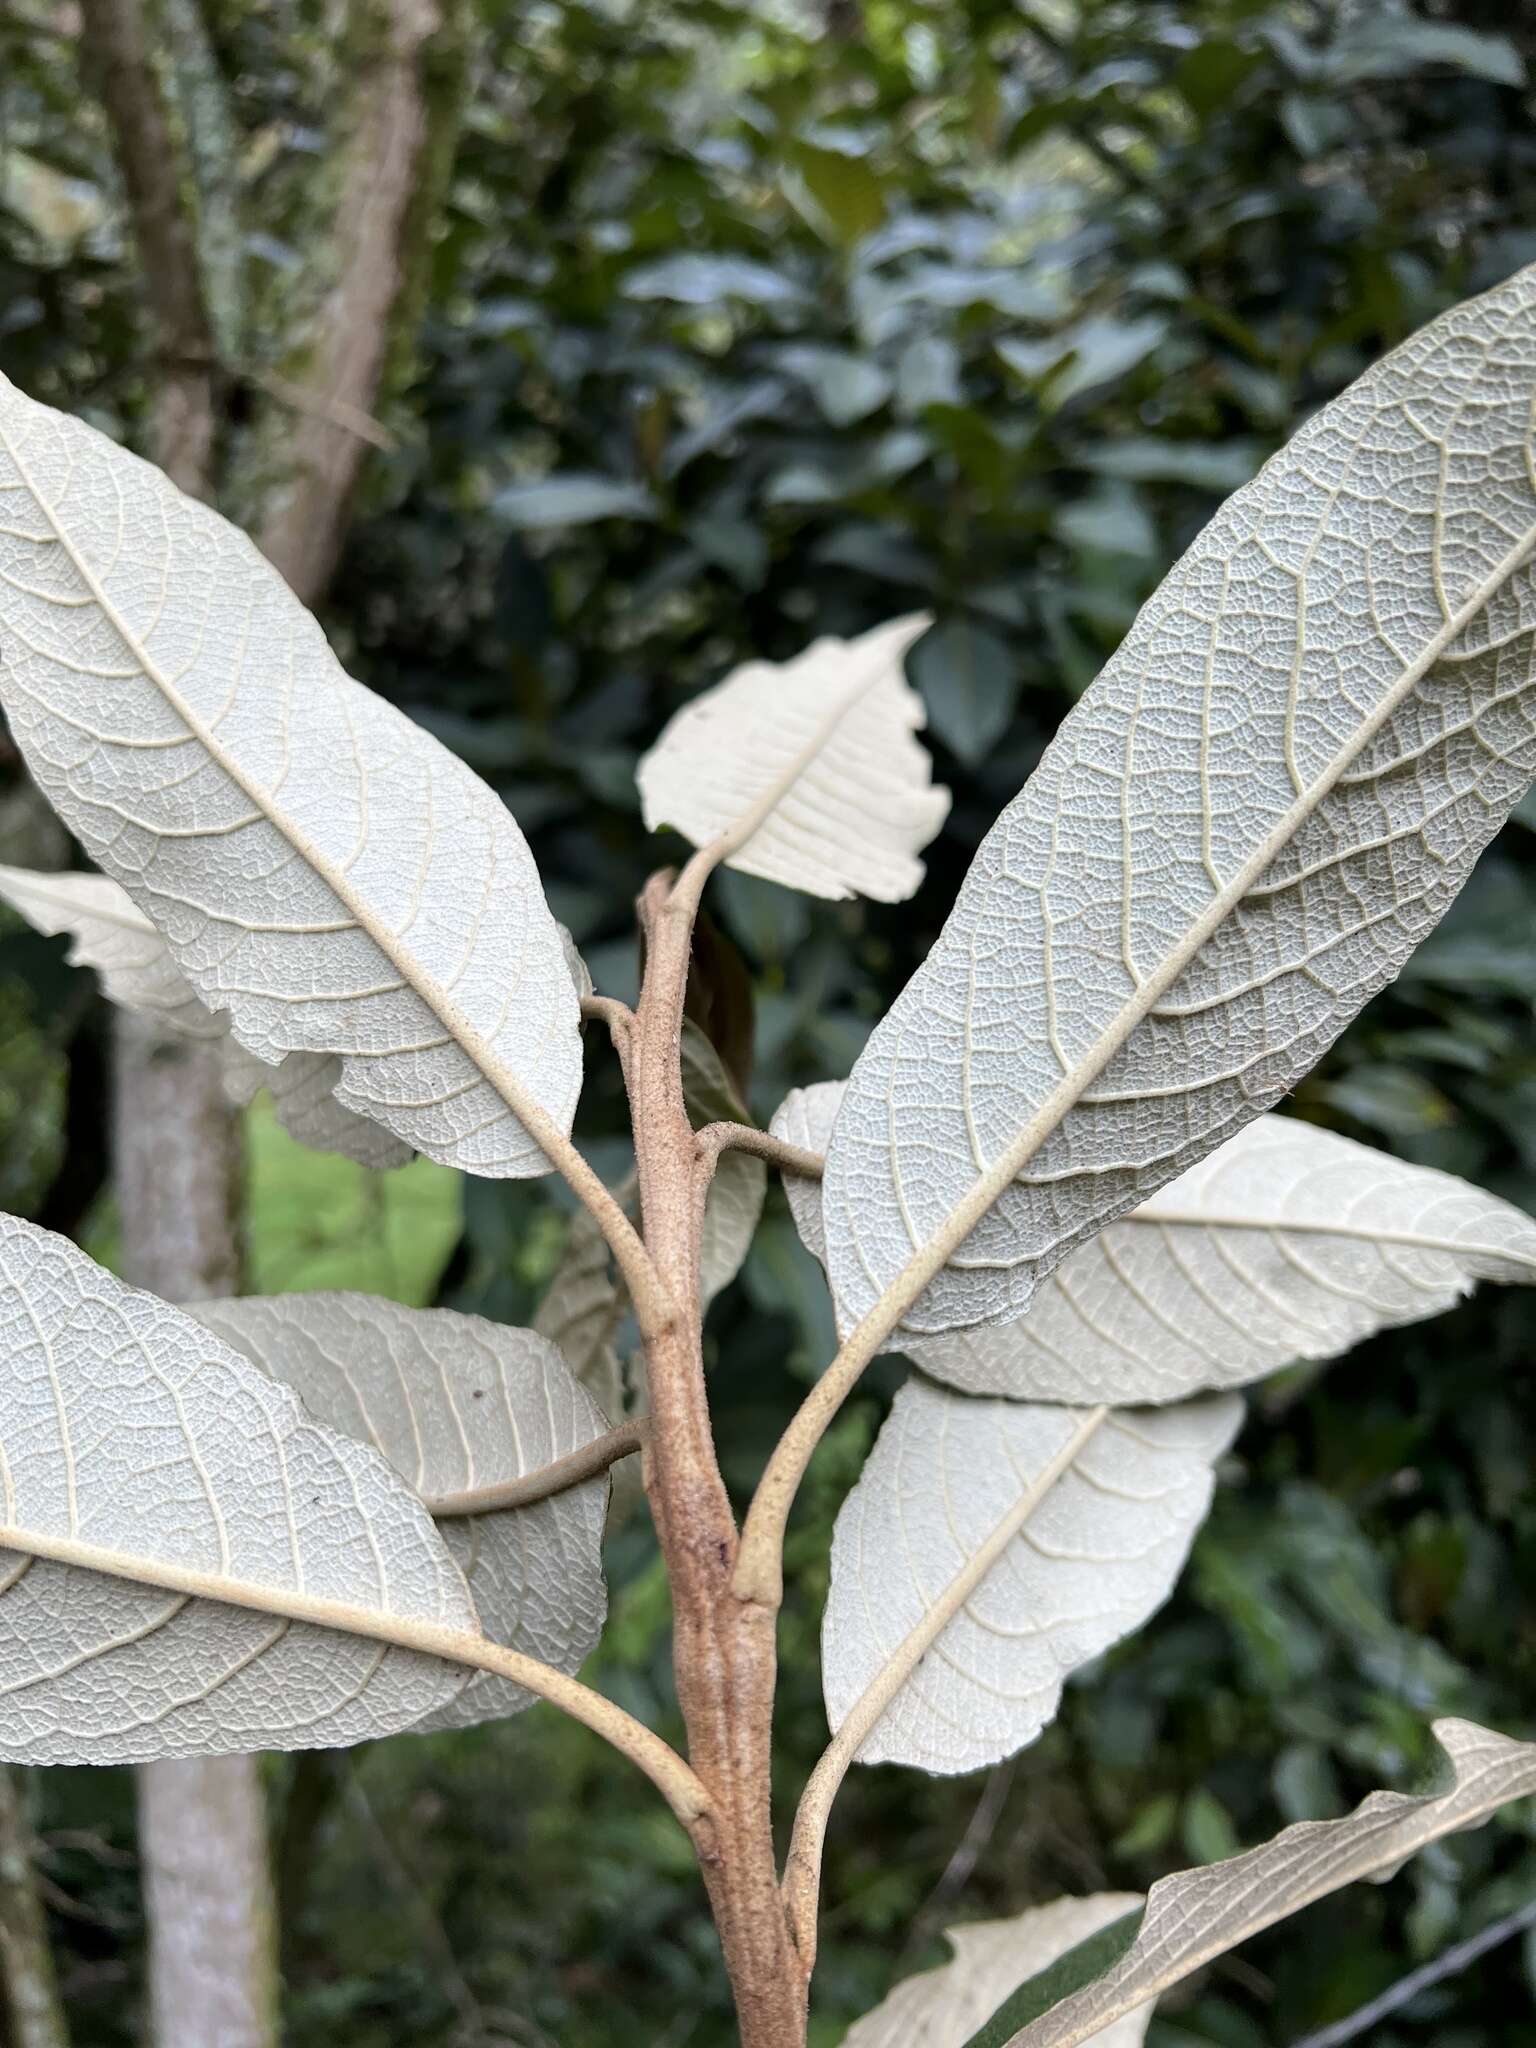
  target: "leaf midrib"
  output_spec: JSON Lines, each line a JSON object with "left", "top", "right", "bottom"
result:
{"left": 0, "top": 1514, "right": 484, "bottom": 1664}
{"left": 873, "top": 511, "right": 1536, "bottom": 1320}
{"left": 1001, "top": 1728, "right": 1536, "bottom": 2048}
{"left": 0, "top": 415, "right": 565, "bottom": 1155}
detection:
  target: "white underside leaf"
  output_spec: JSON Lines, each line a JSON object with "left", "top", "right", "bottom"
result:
{"left": 823, "top": 1378, "right": 1240, "bottom": 1774}
{"left": 822, "top": 265, "right": 1536, "bottom": 1338}
{"left": 982, "top": 1718, "right": 1536, "bottom": 2048}
{"left": 0, "top": 861, "right": 411, "bottom": 1168}
{"left": 0, "top": 862, "right": 223, "bottom": 1039}
{"left": 192, "top": 1293, "right": 608, "bottom": 1732}
{"left": 845, "top": 1896, "right": 1150, "bottom": 2048}
{"left": 776, "top": 1086, "right": 1536, "bottom": 1403}
{"left": 0, "top": 1215, "right": 482, "bottom": 1763}
{"left": 637, "top": 612, "right": 949, "bottom": 901}
{"left": 0, "top": 375, "right": 581, "bottom": 1176}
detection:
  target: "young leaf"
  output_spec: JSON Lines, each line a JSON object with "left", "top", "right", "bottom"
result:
{"left": 0, "top": 376, "right": 581, "bottom": 1176}
{"left": 821, "top": 265, "right": 1536, "bottom": 1338}
{"left": 191, "top": 1293, "right": 608, "bottom": 1731}
{"left": 775, "top": 1088, "right": 1536, "bottom": 1403}
{"left": 0, "top": 862, "right": 223, "bottom": 1039}
{"left": 823, "top": 1380, "right": 1240, "bottom": 1774}
{"left": 969, "top": 1718, "right": 1536, "bottom": 2048}
{"left": 0, "top": 1214, "right": 481, "bottom": 1761}
{"left": 0, "top": 861, "right": 411, "bottom": 1168}
{"left": 845, "top": 1896, "right": 1150, "bottom": 2048}
{"left": 636, "top": 613, "right": 950, "bottom": 901}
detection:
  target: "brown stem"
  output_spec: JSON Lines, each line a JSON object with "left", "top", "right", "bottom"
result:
{"left": 251, "top": 0, "right": 461, "bottom": 604}
{"left": 421, "top": 1419, "right": 647, "bottom": 1516}
{"left": 631, "top": 871, "right": 809, "bottom": 2046}
{"left": 694, "top": 1121, "right": 824, "bottom": 1183}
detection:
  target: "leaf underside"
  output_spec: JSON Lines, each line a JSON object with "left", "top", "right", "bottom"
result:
{"left": 192, "top": 1292, "right": 610, "bottom": 1731}
{"left": 0, "top": 375, "right": 581, "bottom": 1176}
{"left": 845, "top": 1895, "right": 1150, "bottom": 2048}
{"left": 823, "top": 1378, "right": 1240, "bottom": 1773}
{"left": 823, "top": 264, "right": 1536, "bottom": 1337}
{"left": 637, "top": 612, "right": 950, "bottom": 901}
{"left": 777, "top": 1084, "right": 1536, "bottom": 1403}
{"left": 971, "top": 1718, "right": 1536, "bottom": 2048}
{"left": 0, "top": 1216, "right": 478, "bottom": 1763}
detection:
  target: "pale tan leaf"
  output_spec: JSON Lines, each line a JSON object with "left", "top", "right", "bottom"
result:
{"left": 0, "top": 861, "right": 412, "bottom": 1168}
{"left": 191, "top": 1293, "right": 608, "bottom": 1731}
{"left": 824, "top": 1380, "right": 1240, "bottom": 1773}
{"left": 683, "top": 1022, "right": 766, "bottom": 1303}
{"left": 701, "top": 1148, "right": 767, "bottom": 1304}
{"left": 777, "top": 1088, "right": 1536, "bottom": 1402}
{"left": 0, "top": 1215, "right": 481, "bottom": 1762}
{"left": 0, "top": 376, "right": 581, "bottom": 1176}
{"left": 987, "top": 1718, "right": 1536, "bottom": 2048}
{"left": 846, "top": 1896, "right": 1149, "bottom": 2048}
{"left": 0, "top": 862, "right": 221, "bottom": 1039}
{"left": 822, "top": 267, "right": 1536, "bottom": 1337}
{"left": 637, "top": 612, "right": 949, "bottom": 901}
{"left": 534, "top": 1175, "right": 639, "bottom": 1426}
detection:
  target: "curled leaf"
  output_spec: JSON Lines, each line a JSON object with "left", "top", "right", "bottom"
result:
{"left": 637, "top": 613, "right": 949, "bottom": 901}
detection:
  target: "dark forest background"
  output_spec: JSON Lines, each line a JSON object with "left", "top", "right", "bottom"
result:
{"left": 5, "top": 2, "right": 1536, "bottom": 2042}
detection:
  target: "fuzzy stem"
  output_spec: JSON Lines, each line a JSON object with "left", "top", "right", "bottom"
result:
{"left": 421, "top": 1419, "right": 647, "bottom": 1517}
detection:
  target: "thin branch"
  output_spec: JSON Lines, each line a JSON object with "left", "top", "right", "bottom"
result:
{"left": 581, "top": 993, "right": 638, "bottom": 1096}
{"left": 507, "top": 1088, "right": 672, "bottom": 1339}
{"left": 780, "top": 1408, "right": 1109, "bottom": 1967}
{"left": 694, "top": 1122, "right": 824, "bottom": 1181}
{"left": 249, "top": 367, "right": 396, "bottom": 450}
{"left": 0, "top": 1767, "right": 69, "bottom": 2048}
{"left": 422, "top": 1419, "right": 647, "bottom": 1517}
{"left": 735, "top": 1216, "right": 989, "bottom": 1611}
{"left": 78, "top": 0, "right": 218, "bottom": 494}
{"left": 1287, "top": 1898, "right": 1536, "bottom": 2048}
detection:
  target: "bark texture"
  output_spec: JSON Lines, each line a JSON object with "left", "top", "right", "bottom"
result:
{"left": 0, "top": 1770, "right": 69, "bottom": 2048}
{"left": 112, "top": 1017, "right": 270, "bottom": 2048}
{"left": 135, "top": 1760, "right": 277, "bottom": 2048}
{"left": 78, "top": 0, "right": 217, "bottom": 495}
{"left": 252, "top": 0, "right": 454, "bottom": 604}
{"left": 633, "top": 876, "right": 811, "bottom": 2047}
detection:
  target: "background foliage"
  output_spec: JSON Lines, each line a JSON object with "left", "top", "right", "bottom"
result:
{"left": 5, "top": 1, "right": 1536, "bottom": 2042}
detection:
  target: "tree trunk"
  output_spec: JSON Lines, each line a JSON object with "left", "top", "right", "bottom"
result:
{"left": 0, "top": 1769, "right": 69, "bottom": 2048}
{"left": 111, "top": 1015, "right": 275, "bottom": 2048}
{"left": 135, "top": 1760, "right": 277, "bottom": 2048}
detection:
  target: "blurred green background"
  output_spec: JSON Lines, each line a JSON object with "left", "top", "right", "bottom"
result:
{"left": 5, "top": 1, "right": 1536, "bottom": 2042}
